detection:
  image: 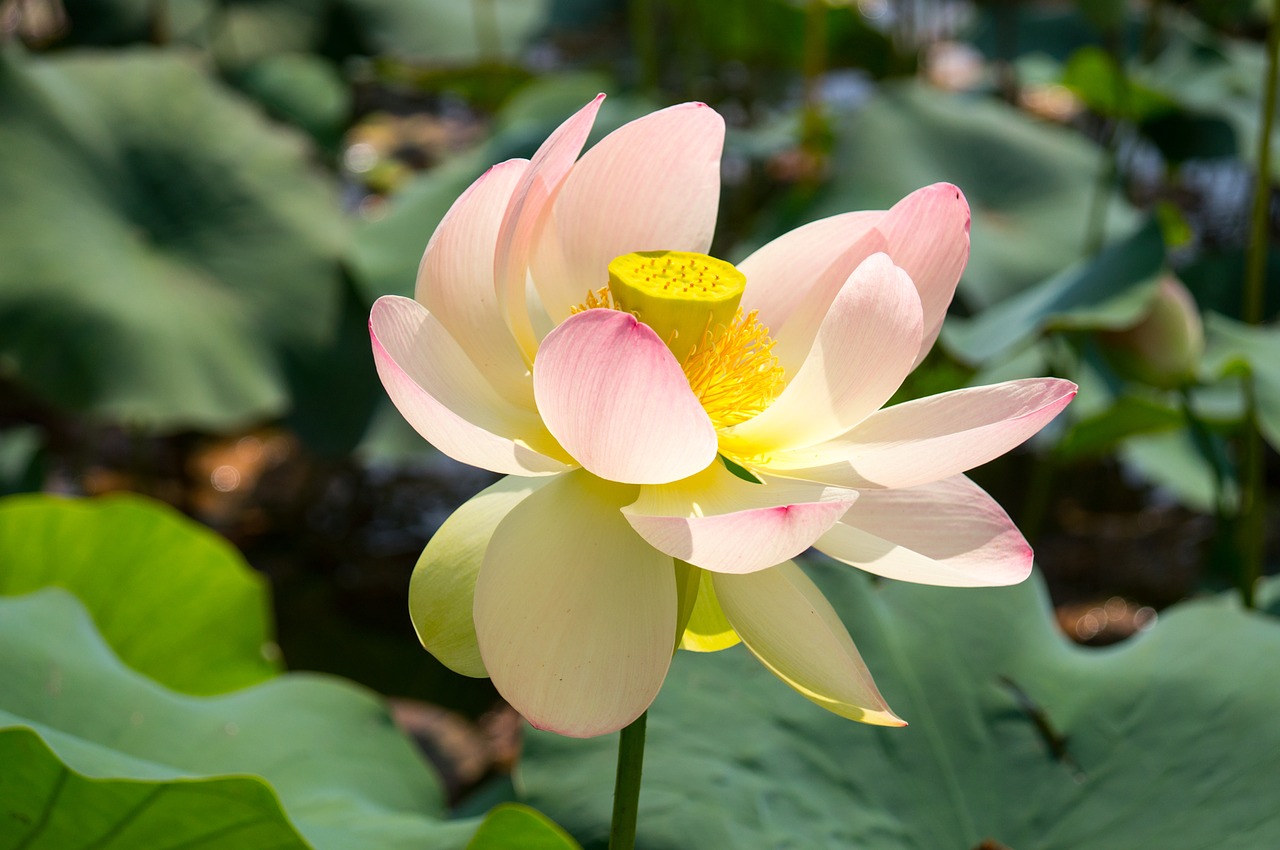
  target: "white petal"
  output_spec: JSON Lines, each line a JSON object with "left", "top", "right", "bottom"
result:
{"left": 815, "top": 475, "right": 1032, "bottom": 587}
{"left": 720, "top": 253, "right": 923, "bottom": 457}
{"left": 533, "top": 309, "right": 717, "bottom": 485}
{"left": 761, "top": 378, "right": 1077, "bottom": 489}
{"left": 415, "top": 159, "right": 536, "bottom": 404}
{"left": 876, "top": 183, "right": 971, "bottom": 367}
{"left": 370, "top": 295, "right": 571, "bottom": 476}
{"left": 473, "top": 471, "right": 677, "bottom": 738}
{"left": 409, "top": 476, "right": 550, "bottom": 677}
{"left": 495, "top": 95, "right": 604, "bottom": 360}
{"left": 713, "top": 562, "right": 903, "bottom": 726}
{"left": 622, "top": 461, "right": 856, "bottom": 574}
{"left": 530, "top": 102, "right": 725, "bottom": 324}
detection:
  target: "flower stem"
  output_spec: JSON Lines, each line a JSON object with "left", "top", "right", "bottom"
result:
{"left": 1236, "top": 0, "right": 1280, "bottom": 608}
{"left": 608, "top": 711, "right": 648, "bottom": 850}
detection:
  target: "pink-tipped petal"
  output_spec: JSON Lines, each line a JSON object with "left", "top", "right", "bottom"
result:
{"left": 739, "top": 212, "right": 885, "bottom": 373}
{"left": 534, "top": 309, "right": 717, "bottom": 485}
{"left": 473, "top": 471, "right": 676, "bottom": 738}
{"left": 877, "top": 183, "right": 971, "bottom": 366}
{"left": 409, "top": 475, "right": 550, "bottom": 678}
{"left": 720, "top": 253, "right": 923, "bottom": 457}
{"left": 495, "top": 95, "right": 604, "bottom": 360}
{"left": 415, "top": 159, "right": 537, "bottom": 404}
{"left": 371, "top": 295, "right": 572, "bottom": 476}
{"left": 530, "top": 102, "right": 725, "bottom": 323}
{"left": 622, "top": 462, "right": 857, "bottom": 574}
{"left": 762, "top": 378, "right": 1078, "bottom": 489}
{"left": 815, "top": 475, "right": 1032, "bottom": 587}
{"left": 713, "top": 562, "right": 903, "bottom": 726}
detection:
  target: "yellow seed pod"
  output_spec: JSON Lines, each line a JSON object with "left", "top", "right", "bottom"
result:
{"left": 607, "top": 250, "right": 746, "bottom": 359}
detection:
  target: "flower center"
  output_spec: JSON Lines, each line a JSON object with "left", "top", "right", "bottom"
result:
{"left": 575, "top": 250, "right": 785, "bottom": 430}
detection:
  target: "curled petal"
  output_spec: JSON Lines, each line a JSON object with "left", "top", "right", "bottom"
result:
{"left": 532, "top": 102, "right": 725, "bottom": 324}
{"left": 720, "top": 252, "right": 923, "bottom": 457}
{"left": 370, "top": 296, "right": 573, "bottom": 476}
{"left": 623, "top": 461, "right": 856, "bottom": 574}
{"left": 876, "top": 183, "right": 971, "bottom": 366}
{"left": 761, "top": 378, "right": 1078, "bottom": 489}
{"left": 415, "top": 159, "right": 536, "bottom": 405}
{"left": 496, "top": 95, "right": 604, "bottom": 361}
{"left": 409, "top": 476, "right": 550, "bottom": 677}
{"left": 713, "top": 562, "right": 903, "bottom": 726}
{"left": 534, "top": 310, "right": 717, "bottom": 485}
{"left": 473, "top": 471, "right": 676, "bottom": 738}
{"left": 815, "top": 475, "right": 1032, "bottom": 587}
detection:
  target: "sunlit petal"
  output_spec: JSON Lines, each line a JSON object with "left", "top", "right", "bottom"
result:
{"left": 679, "top": 567, "right": 741, "bottom": 652}
{"left": 415, "top": 159, "right": 536, "bottom": 405}
{"left": 739, "top": 212, "right": 885, "bottom": 376}
{"left": 876, "top": 183, "right": 971, "bottom": 367}
{"left": 761, "top": 378, "right": 1077, "bottom": 489}
{"left": 370, "top": 295, "right": 572, "bottom": 476}
{"left": 816, "top": 475, "right": 1032, "bottom": 586}
{"left": 409, "top": 476, "right": 550, "bottom": 677}
{"left": 534, "top": 309, "right": 717, "bottom": 484}
{"left": 720, "top": 253, "right": 923, "bottom": 457}
{"left": 473, "top": 471, "right": 676, "bottom": 738}
{"left": 496, "top": 95, "right": 604, "bottom": 360}
{"left": 623, "top": 461, "right": 856, "bottom": 574}
{"left": 532, "top": 103, "right": 725, "bottom": 324}
{"left": 714, "top": 562, "right": 903, "bottom": 726}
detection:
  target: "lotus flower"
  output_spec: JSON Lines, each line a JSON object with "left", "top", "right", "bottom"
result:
{"left": 371, "top": 96, "right": 1075, "bottom": 738}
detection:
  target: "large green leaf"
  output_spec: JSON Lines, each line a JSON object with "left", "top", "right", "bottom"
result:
{"left": 777, "top": 82, "right": 1139, "bottom": 308}
{"left": 0, "top": 494, "right": 279, "bottom": 695}
{"left": 943, "top": 219, "right": 1165, "bottom": 364}
{"left": 521, "top": 563, "right": 1280, "bottom": 849}
{"left": 0, "top": 589, "right": 476, "bottom": 850}
{"left": 0, "top": 47, "right": 347, "bottom": 430}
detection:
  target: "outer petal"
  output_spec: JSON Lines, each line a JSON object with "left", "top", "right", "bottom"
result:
{"left": 409, "top": 476, "right": 550, "bottom": 677}
{"left": 371, "top": 295, "right": 572, "bottom": 476}
{"left": 473, "top": 471, "right": 676, "bottom": 738}
{"left": 815, "top": 475, "right": 1032, "bottom": 587}
{"left": 622, "top": 461, "right": 856, "bottom": 574}
{"left": 761, "top": 378, "right": 1077, "bottom": 489}
{"left": 530, "top": 102, "right": 725, "bottom": 324}
{"left": 496, "top": 95, "right": 604, "bottom": 361}
{"left": 876, "top": 183, "right": 971, "bottom": 367}
{"left": 534, "top": 309, "right": 717, "bottom": 485}
{"left": 713, "top": 561, "right": 903, "bottom": 726}
{"left": 719, "top": 253, "right": 923, "bottom": 457}
{"left": 415, "top": 159, "right": 535, "bottom": 405}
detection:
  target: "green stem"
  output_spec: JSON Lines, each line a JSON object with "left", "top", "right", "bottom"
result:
{"left": 1236, "top": 1, "right": 1280, "bottom": 608}
{"left": 608, "top": 712, "right": 648, "bottom": 850}
{"left": 799, "top": 0, "right": 829, "bottom": 156}
{"left": 1244, "top": 2, "right": 1280, "bottom": 326}
{"left": 630, "top": 0, "right": 658, "bottom": 94}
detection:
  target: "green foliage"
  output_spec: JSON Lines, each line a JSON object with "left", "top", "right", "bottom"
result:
{"left": 0, "top": 589, "right": 478, "bottom": 849}
{"left": 0, "top": 493, "right": 279, "bottom": 695}
{"left": 0, "top": 46, "right": 347, "bottom": 431}
{"left": 1061, "top": 46, "right": 1176, "bottom": 121}
{"left": 783, "top": 82, "right": 1138, "bottom": 309}
{"left": 1203, "top": 314, "right": 1280, "bottom": 454}
{"left": 467, "top": 803, "right": 584, "bottom": 850}
{"left": 522, "top": 563, "right": 1280, "bottom": 849}
{"left": 944, "top": 220, "right": 1165, "bottom": 365}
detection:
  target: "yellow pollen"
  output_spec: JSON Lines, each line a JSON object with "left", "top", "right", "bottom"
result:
{"left": 682, "top": 308, "right": 785, "bottom": 428}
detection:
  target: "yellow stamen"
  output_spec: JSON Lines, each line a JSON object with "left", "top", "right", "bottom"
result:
{"left": 682, "top": 308, "right": 785, "bottom": 429}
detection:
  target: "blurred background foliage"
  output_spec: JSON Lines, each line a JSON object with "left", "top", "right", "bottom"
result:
{"left": 3, "top": 0, "right": 1280, "bottom": 847}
